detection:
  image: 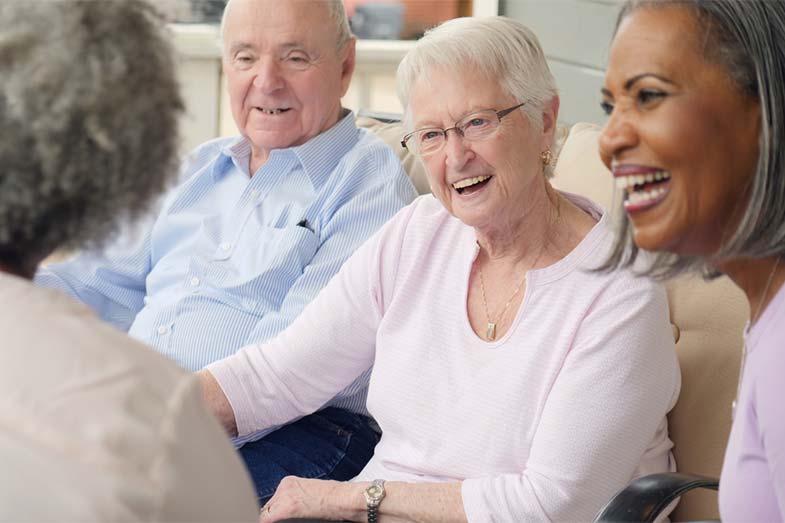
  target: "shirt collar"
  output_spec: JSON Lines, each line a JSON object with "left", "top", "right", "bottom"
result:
{"left": 217, "top": 109, "right": 358, "bottom": 189}
{"left": 213, "top": 137, "right": 252, "bottom": 181}
{"left": 291, "top": 109, "right": 357, "bottom": 190}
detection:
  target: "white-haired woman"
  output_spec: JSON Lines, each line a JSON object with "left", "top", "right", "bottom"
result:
{"left": 201, "top": 16, "right": 680, "bottom": 522}
{"left": 0, "top": 1, "right": 256, "bottom": 520}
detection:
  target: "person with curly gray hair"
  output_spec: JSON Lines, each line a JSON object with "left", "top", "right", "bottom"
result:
{"left": 0, "top": 1, "right": 257, "bottom": 519}
{"left": 600, "top": 1, "right": 785, "bottom": 520}
{"left": 35, "top": 0, "right": 416, "bottom": 507}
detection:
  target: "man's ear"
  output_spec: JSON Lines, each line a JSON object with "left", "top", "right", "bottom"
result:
{"left": 339, "top": 38, "right": 357, "bottom": 97}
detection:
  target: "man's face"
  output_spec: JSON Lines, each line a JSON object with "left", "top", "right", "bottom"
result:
{"left": 222, "top": 0, "right": 355, "bottom": 167}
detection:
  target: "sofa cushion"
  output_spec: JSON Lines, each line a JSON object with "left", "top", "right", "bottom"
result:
{"left": 551, "top": 122, "right": 618, "bottom": 212}
{"left": 356, "top": 116, "right": 431, "bottom": 195}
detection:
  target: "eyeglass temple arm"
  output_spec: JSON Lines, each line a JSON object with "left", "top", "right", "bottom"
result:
{"left": 496, "top": 101, "right": 527, "bottom": 119}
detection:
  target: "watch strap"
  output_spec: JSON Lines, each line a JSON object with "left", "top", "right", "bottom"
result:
{"left": 368, "top": 504, "right": 380, "bottom": 523}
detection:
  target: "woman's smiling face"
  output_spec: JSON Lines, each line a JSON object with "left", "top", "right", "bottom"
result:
{"left": 598, "top": 5, "right": 760, "bottom": 256}
{"left": 409, "top": 67, "right": 556, "bottom": 233}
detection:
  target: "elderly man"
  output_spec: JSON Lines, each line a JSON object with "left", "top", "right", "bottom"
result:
{"left": 36, "top": 0, "right": 416, "bottom": 504}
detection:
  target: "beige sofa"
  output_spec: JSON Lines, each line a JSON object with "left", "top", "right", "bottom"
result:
{"left": 358, "top": 117, "right": 749, "bottom": 522}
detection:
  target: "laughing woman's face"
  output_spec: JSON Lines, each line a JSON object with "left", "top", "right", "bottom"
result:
{"left": 598, "top": 6, "right": 760, "bottom": 256}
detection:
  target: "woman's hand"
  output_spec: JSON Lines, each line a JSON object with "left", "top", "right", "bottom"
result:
{"left": 259, "top": 477, "right": 363, "bottom": 522}
{"left": 198, "top": 369, "right": 238, "bottom": 437}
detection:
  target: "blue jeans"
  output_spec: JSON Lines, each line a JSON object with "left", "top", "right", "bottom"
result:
{"left": 238, "top": 407, "right": 380, "bottom": 505}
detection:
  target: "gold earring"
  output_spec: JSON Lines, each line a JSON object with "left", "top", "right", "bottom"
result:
{"left": 540, "top": 149, "right": 553, "bottom": 167}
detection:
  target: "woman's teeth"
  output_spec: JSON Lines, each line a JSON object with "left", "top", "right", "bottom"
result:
{"left": 615, "top": 170, "right": 670, "bottom": 190}
{"left": 452, "top": 175, "right": 490, "bottom": 190}
{"left": 258, "top": 108, "right": 287, "bottom": 114}
{"left": 626, "top": 186, "right": 667, "bottom": 205}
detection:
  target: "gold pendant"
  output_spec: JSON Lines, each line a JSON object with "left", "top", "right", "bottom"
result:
{"left": 486, "top": 322, "right": 496, "bottom": 341}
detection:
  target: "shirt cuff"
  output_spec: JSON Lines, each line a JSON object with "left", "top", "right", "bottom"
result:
{"left": 205, "top": 350, "right": 263, "bottom": 438}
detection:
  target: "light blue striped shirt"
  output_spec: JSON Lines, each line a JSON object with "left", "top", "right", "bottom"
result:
{"left": 36, "top": 112, "right": 416, "bottom": 428}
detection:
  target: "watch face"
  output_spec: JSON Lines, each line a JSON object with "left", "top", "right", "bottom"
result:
{"left": 364, "top": 481, "right": 386, "bottom": 506}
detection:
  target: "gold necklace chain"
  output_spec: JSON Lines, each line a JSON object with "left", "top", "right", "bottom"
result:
{"left": 476, "top": 194, "right": 562, "bottom": 341}
{"left": 732, "top": 257, "right": 781, "bottom": 419}
{"left": 478, "top": 266, "right": 526, "bottom": 341}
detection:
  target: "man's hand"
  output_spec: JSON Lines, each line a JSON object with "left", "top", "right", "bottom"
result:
{"left": 198, "top": 369, "right": 238, "bottom": 437}
{"left": 259, "top": 477, "right": 364, "bottom": 523}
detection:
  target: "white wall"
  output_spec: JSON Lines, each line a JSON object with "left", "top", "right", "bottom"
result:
{"left": 502, "top": 0, "right": 621, "bottom": 125}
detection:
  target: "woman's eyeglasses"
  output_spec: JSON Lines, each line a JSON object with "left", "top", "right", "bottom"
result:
{"left": 401, "top": 102, "right": 527, "bottom": 157}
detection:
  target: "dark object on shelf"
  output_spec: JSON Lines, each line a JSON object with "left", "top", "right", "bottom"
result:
{"left": 351, "top": 3, "right": 405, "bottom": 40}
{"left": 193, "top": 0, "right": 226, "bottom": 23}
{"left": 170, "top": 0, "right": 227, "bottom": 24}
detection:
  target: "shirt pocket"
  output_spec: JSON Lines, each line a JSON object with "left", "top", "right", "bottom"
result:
{"left": 221, "top": 224, "right": 320, "bottom": 307}
{"left": 258, "top": 224, "right": 320, "bottom": 273}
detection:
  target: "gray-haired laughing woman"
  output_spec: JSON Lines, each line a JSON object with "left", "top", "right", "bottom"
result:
{"left": 600, "top": 1, "right": 785, "bottom": 521}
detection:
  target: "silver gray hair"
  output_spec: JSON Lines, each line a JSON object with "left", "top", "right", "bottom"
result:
{"left": 221, "top": 0, "right": 353, "bottom": 51}
{"left": 396, "top": 16, "right": 558, "bottom": 162}
{"left": 0, "top": 0, "right": 183, "bottom": 275}
{"left": 603, "top": 0, "right": 785, "bottom": 279}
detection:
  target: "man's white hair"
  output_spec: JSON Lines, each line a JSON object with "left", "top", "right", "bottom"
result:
{"left": 221, "top": 0, "right": 352, "bottom": 50}
{"left": 396, "top": 16, "right": 557, "bottom": 131}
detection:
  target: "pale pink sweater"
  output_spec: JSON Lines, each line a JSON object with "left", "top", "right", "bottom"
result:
{"left": 208, "top": 193, "right": 681, "bottom": 522}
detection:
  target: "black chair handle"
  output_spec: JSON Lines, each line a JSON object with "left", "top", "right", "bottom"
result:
{"left": 593, "top": 472, "right": 719, "bottom": 522}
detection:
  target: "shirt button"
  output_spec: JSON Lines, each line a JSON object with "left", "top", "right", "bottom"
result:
{"left": 220, "top": 242, "right": 232, "bottom": 251}
{"left": 190, "top": 276, "right": 200, "bottom": 287}
{"left": 250, "top": 189, "right": 260, "bottom": 199}
{"left": 157, "top": 325, "right": 169, "bottom": 335}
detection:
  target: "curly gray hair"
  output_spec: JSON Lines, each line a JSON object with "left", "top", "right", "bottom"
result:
{"left": 604, "top": 0, "right": 785, "bottom": 278}
{"left": 0, "top": 0, "right": 183, "bottom": 275}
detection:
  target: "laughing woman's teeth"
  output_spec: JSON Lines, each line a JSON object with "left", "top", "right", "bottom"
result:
{"left": 627, "top": 186, "right": 666, "bottom": 204}
{"left": 615, "top": 171, "right": 672, "bottom": 191}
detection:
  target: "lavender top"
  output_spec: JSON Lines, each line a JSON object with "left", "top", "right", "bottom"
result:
{"left": 720, "top": 282, "right": 785, "bottom": 522}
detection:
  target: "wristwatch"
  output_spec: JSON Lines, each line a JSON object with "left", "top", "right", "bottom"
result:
{"left": 362, "top": 479, "right": 386, "bottom": 523}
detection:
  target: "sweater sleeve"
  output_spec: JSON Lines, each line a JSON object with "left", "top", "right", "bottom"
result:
{"left": 206, "top": 200, "right": 420, "bottom": 437}
{"left": 461, "top": 278, "right": 680, "bottom": 522}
